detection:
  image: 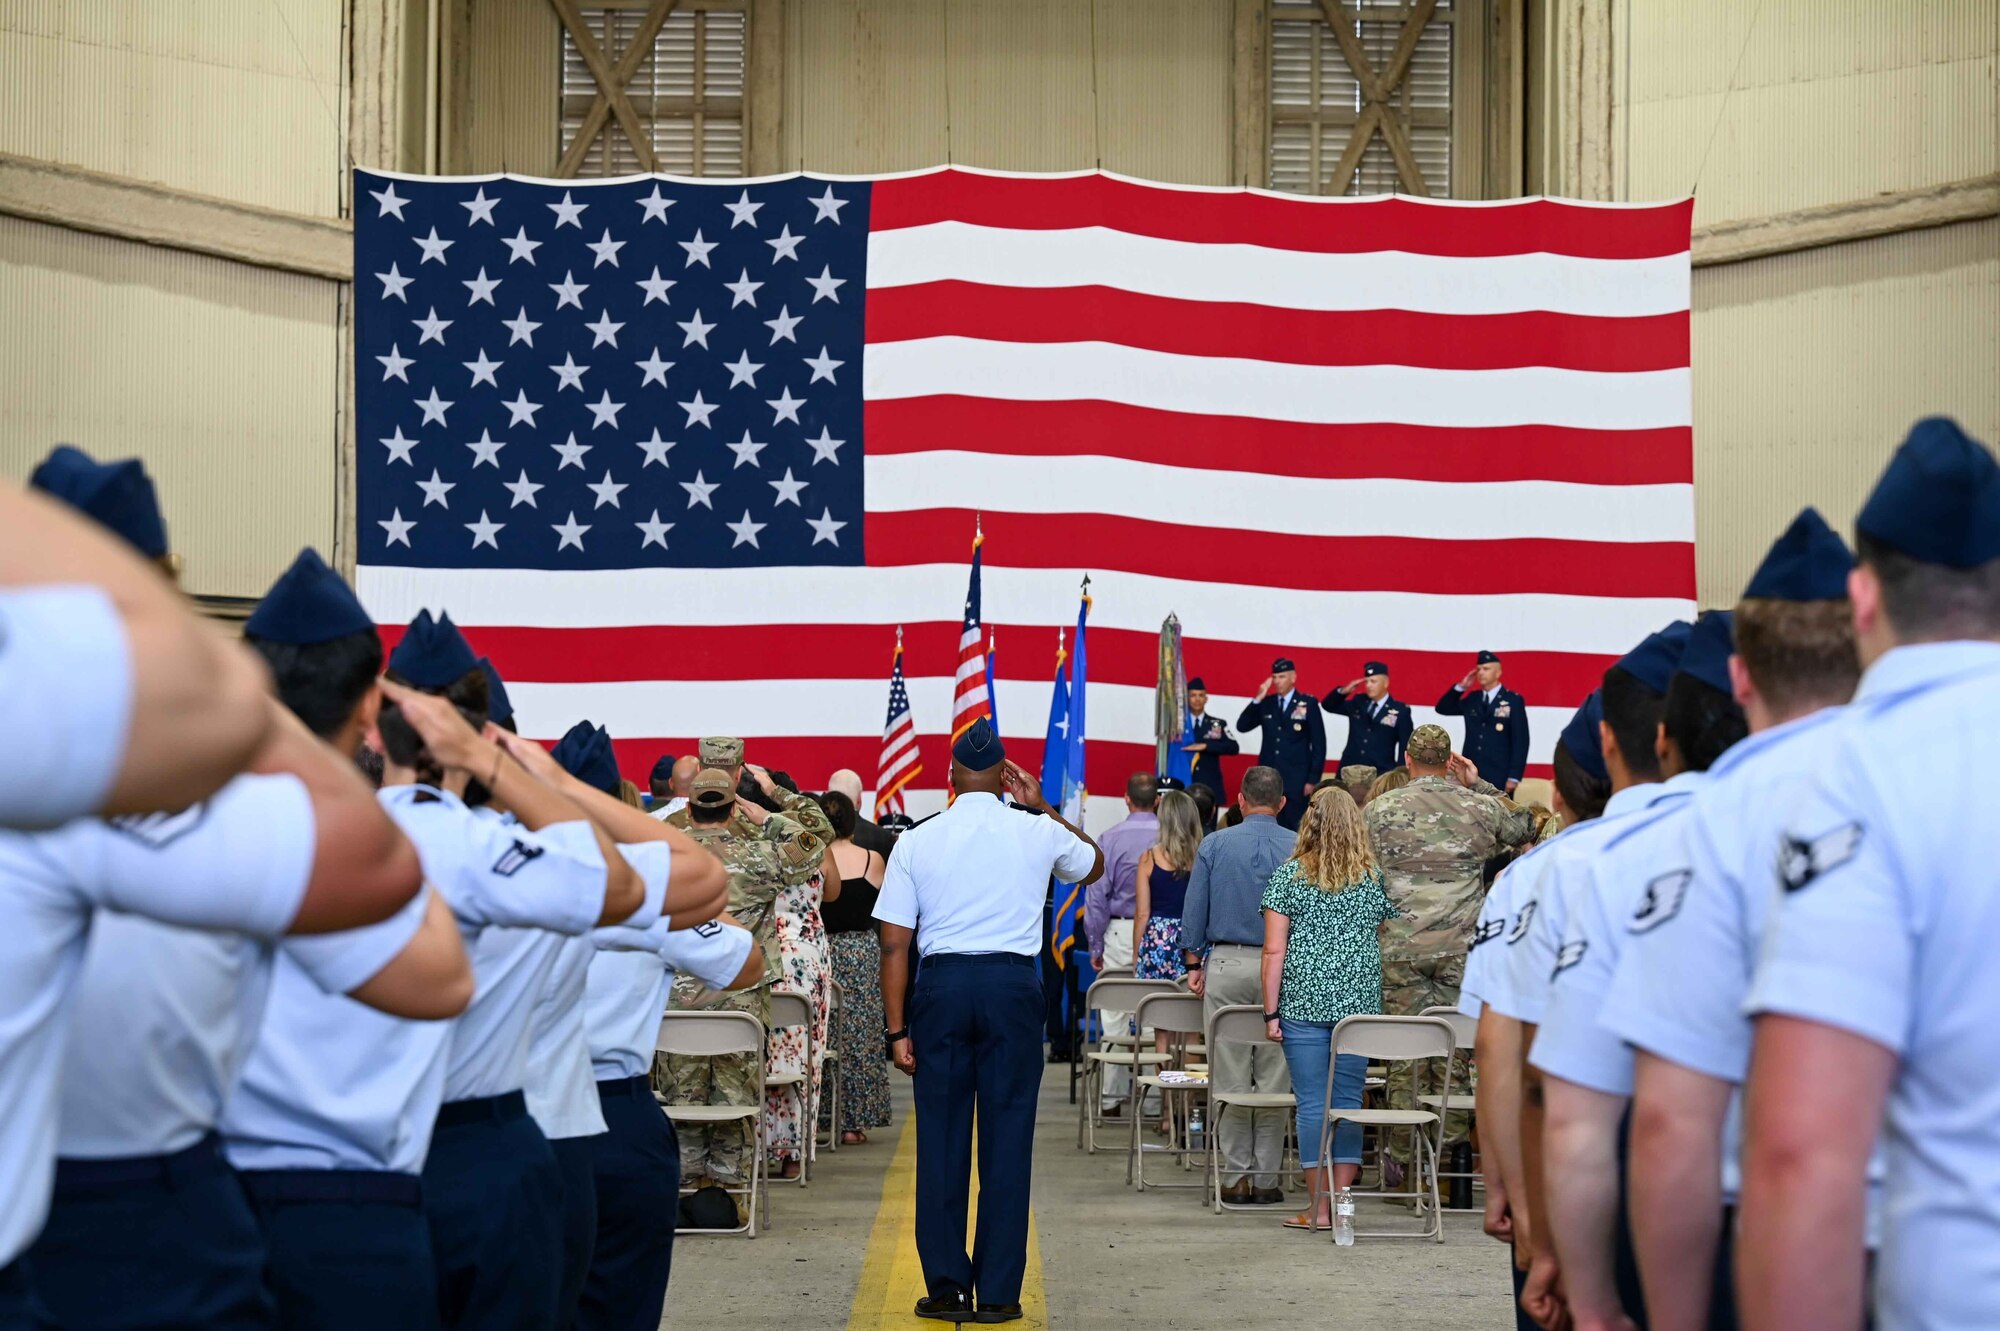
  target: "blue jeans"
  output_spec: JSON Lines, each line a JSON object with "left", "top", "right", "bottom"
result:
{"left": 1278, "top": 1019, "right": 1367, "bottom": 1167}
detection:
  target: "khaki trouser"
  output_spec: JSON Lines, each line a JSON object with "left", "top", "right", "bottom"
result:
{"left": 1097, "top": 917, "right": 1136, "bottom": 1108}
{"left": 1204, "top": 943, "right": 1290, "bottom": 1190}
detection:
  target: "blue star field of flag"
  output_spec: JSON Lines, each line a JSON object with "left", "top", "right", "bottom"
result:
{"left": 355, "top": 171, "right": 871, "bottom": 570}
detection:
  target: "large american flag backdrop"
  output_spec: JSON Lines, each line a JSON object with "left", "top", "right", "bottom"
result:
{"left": 354, "top": 167, "right": 1695, "bottom": 819}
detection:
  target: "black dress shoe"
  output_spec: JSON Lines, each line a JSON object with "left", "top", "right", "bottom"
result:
{"left": 1250, "top": 1187, "right": 1287, "bottom": 1205}
{"left": 915, "top": 1289, "right": 975, "bottom": 1322}
{"left": 976, "top": 1304, "right": 1024, "bottom": 1324}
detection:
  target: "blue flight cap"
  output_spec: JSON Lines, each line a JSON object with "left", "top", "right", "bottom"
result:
{"left": 1610, "top": 620, "right": 1692, "bottom": 695}
{"left": 244, "top": 548, "right": 375, "bottom": 645}
{"left": 1186, "top": 677, "right": 1206, "bottom": 692}
{"left": 477, "top": 657, "right": 514, "bottom": 726}
{"left": 952, "top": 717, "right": 1006, "bottom": 772}
{"left": 1672, "top": 610, "right": 1736, "bottom": 695}
{"left": 1856, "top": 417, "right": 2000, "bottom": 569}
{"left": 1742, "top": 508, "right": 1855, "bottom": 602}
{"left": 1476, "top": 650, "right": 1501, "bottom": 665}
{"left": 1270, "top": 657, "right": 1296, "bottom": 673}
{"left": 1558, "top": 691, "right": 1607, "bottom": 782}
{"left": 29, "top": 444, "right": 170, "bottom": 558}
{"left": 551, "top": 720, "right": 620, "bottom": 794}
{"left": 650, "top": 753, "right": 678, "bottom": 784}
{"left": 388, "top": 609, "right": 479, "bottom": 689}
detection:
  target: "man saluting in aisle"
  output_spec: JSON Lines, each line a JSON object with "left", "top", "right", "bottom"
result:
{"left": 875, "top": 720, "right": 1103, "bottom": 1324}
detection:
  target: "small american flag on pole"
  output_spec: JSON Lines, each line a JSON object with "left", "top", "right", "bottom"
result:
{"left": 949, "top": 525, "right": 992, "bottom": 741}
{"left": 875, "top": 627, "right": 919, "bottom": 817}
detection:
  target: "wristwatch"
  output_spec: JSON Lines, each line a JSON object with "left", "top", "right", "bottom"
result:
{"left": 1263, "top": 1011, "right": 1281, "bottom": 1023}
{"left": 883, "top": 1027, "right": 910, "bottom": 1057}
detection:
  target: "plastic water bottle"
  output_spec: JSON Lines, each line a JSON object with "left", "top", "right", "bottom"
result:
{"left": 1187, "top": 1105, "right": 1204, "bottom": 1149}
{"left": 1333, "top": 1187, "right": 1356, "bottom": 1246}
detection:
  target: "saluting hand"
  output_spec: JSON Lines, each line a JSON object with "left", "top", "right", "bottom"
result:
{"left": 1001, "top": 760, "right": 1048, "bottom": 812}
{"left": 1460, "top": 668, "right": 1480, "bottom": 691}
{"left": 378, "top": 679, "right": 496, "bottom": 776}
{"left": 734, "top": 796, "right": 771, "bottom": 826}
{"left": 1447, "top": 753, "right": 1481, "bottom": 788}
{"left": 1343, "top": 677, "right": 1365, "bottom": 695}
{"left": 1256, "top": 675, "right": 1275, "bottom": 699}
{"left": 744, "top": 762, "right": 780, "bottom": 797}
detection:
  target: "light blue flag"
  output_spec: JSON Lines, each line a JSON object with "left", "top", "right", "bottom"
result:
{"left": 1063, "top": 586, "right": 1090, "bottom": 819}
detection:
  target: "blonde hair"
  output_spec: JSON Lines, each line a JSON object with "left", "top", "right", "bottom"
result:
{"left": 1366, "top": 767, "right": 1412, "bottom": 803}
{"left": 617, "top": 778, "right": 645, "bottom": 809}
{"left": 1153, "top": 789, "right": 1203, "bottom": 871}
{"left": 1289, "top": 786, "right": 1377, "bottom": 891}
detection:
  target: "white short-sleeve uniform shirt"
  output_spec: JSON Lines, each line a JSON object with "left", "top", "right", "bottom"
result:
{"left": 0, "top": 587, "right": 136, "bottom": 830}
{"left": 1748, "top": 642, "right": 2000, "bottom": 1331}
{"left": 585, "top": 920, "right": 755, "bottom": 1081}
{"left": 873, "top": 794, "right": 1096, "bottom": 956}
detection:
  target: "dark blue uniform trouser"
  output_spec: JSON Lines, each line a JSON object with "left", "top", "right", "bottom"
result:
{"left": 575, "top": 1076, "right": 682, "bottom": 1331}
{"left": 0, "top": 1259, "right": 44, "bottom": 1331}
{"left": 238, "top": 1167, "right": 439, "bottom": 1331}
{"left": 548, "top": 1132, "right": 601, "bottom": 1329}
{"left": 422, "top": 1090, "right": 564, "bottom": 1331}
{"left": 29, "top": 1134, "right": 274, "bottom": 1330}
{"left": 912, "top": 952, "right": 1042, "bottom": 1306}
{"left": 1276, "top": 772, "right": 1309, "bottom": 830}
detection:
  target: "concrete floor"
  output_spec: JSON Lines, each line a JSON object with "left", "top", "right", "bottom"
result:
{"left": 664, "top": 1064, "right": 1514, "bottom": 1329}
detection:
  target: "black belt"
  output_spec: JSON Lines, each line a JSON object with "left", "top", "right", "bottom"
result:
{"left": 1209, "top": 940, "right": 1260, "bottom": 949}
{"left": 237, "top": 1168, "right": 423, "bottom": 1207}
{"left": 923, "top": 952, "right": 1035, "bottom": 970}
{"left": 52, "top": 1132, "right": 226, "bottom": 1193}
{"left": 435, "top": 1089, "right": 528, "bottom": 1129}
{"left": 595, "top": 1074, "right": 652, "bottom": 1100}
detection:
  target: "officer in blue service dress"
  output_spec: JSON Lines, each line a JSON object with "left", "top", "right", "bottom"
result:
{"left": 1235, "top": 658, "right": 1327, "bottom": 831}
{"left": 1181, "top": 678, "right": 1241, "bottom": 799}
{"left": 874, "top": 719, "right": 1103, "bottom": 1324}
{"left": 1321, "top": 660, "right": 1413, "bottom": 778}
{"left": 1436, "top": 651, "right": 1530, "bottom": 793}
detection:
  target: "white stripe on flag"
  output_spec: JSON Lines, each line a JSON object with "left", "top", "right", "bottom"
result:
{"left": 866, "top": 223, "right": 1690, "bottom": 318}
{"left": 358, "top": 564, "right": 1694, "bottom": 656}
{"left": 864, "top": 452, "right": 1696, "bottom": 543}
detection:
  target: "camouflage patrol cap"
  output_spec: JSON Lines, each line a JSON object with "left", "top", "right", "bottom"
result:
{"left": 690, "top": 767, "right": 736, "bottom": 807}
{"left": 1337, "top": 765, "right": 1378, "bottom": 790}
{"left": 698, "top": 736, "right": 744, "bottom": 766}
{"left": 1406, "top": 724, "right": 1452, "bottom": 765}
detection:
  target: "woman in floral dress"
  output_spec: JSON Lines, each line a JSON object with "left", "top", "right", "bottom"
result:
{"left": 812, "top": 791, "right": 892, "bottom": 1143}
{"left": 763, "top": 835, "right": 835, "bottom": 1179}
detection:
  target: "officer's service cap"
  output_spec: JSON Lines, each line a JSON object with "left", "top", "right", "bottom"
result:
{"left": 650, "top": 753, "right": 678, "bottom": 783}
{"left": 1363, "top": 661, "right": 1388, "bottom": 677}
{"left": 244, "top": 548, "right": 374, "bottom": 644}
{"left": 388, "top": 609, "right": 480, "bottom": 689}
{"left": 1186, "top": 677, "right": 1207, "bottom": 692}
{"left": 698, "top": 736, "right": 745, "bottom": 767}
{"left": 1609, "top": 620, "right": 1692, "bottom": 696}
{"left": 476, "top": 657, "right": 515, "bottom": 726}
{"left": 1672, "top": 610, "right": 1736, "bottom": 696}
{"left": 552, "top": 720, "right": 620, "bottom": 795}
{"left": 690, "top": 768, "right": 736, "bottom": 806}
{"left": 1742, "top": 508, "right": 1854, "bottom": 602}
{"left": 29, "top": 444, "right": 170, "bottom": 558}
{"left": 1856, "top": 417, "right": 2000, "bottom": 569}
{"left": 1477, "top": 650, "right": 1502, "bottom": 665}
{"left": 1270, "top": 657, "right": 1296, "bottom": 673}
{"left": 1156, "top": 774, "right": 1187, "bottom": 793}
{"left": 952, "top": 717, "right": 1006, "bottom": 772}
{"left": 1406, "top": 724, "right": 1452, "bottom": 765}
{"left": 1559, "top": 691, "right": 1608, "bottom": 782}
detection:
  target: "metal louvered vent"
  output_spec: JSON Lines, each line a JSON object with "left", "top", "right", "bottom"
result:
{"left": 560, "top": 7, "right": 745, "bottom": 177}
{"left": 1270, "top": 1, "right": 1454, "bottom": 197}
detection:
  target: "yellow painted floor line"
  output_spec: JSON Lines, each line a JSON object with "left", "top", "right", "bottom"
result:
{"left": 845, "top": 1112, "right": 1047, "bottom": 1329}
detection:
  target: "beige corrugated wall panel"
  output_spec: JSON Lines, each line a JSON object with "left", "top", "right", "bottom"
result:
{"left": 452, "top": 0, "right": 562, "bottom": 174}
{"left": 783, "top": 0, "right": 950, "bottom": 173}
{"left": 1690, "top": 217, "right": 2000, "bottom": 605}
{"left": 0, "top": 216, "right": 339, "bottom": 597}
{"left": 1093, "top": 0, "right": 1234, "bottom": 185}
{"left": 0, "top": 0, "right": 345, "bottom": 217}
{"left": 1615, "top": 0, "right": 1998, "bottom": 225}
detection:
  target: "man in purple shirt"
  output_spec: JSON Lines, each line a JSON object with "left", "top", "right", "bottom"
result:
{"left": 1087, "top": 773, "right": 1159, "bottom": 1115}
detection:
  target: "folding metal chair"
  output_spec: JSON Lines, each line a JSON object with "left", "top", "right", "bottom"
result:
{"left": 817, "top": 977, "right": 843, "bottom": 1154}
{"left": 1129, "top": 991, "right": 1207, "bottom": 1190}
{"left": 1420, "top": 1004, "right": 1480, "bottom": 1211}
{"left": 1076, "top": 976, "right": 1177, "bottom": 1153}
{"left": 1321, "top": 1015, "right": 1457, "bottom": 1242}
{"left": 657, "top": 1009, "right": 768, "bottom": 1237}
{"left": 1204, "top": 1004, "right": 1299, "bottom": 1214}
{"left": 766, "top": 989, "right": 815, "bottom": 1185}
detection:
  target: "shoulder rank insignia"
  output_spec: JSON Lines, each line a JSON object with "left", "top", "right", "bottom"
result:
{"left": 1628, "top": 869, "right": 1693, "bottom": 934}
{"left": 1778, "top": 822, "right": 1863, "bottom": 893}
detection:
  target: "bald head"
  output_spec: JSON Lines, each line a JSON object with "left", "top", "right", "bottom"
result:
{"left": 827, "top": 769, "right": 863, "bottom": 803}
{"left": 669, "top": 755, "right": 700, "bottom": 797}
{"left": 951, "top": 757, "right": 1005, "bottom": 797}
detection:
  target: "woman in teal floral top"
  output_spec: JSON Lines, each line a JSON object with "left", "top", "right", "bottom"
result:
{"left": 1260, "top": 786, "right": 1398, "bottom": 1230}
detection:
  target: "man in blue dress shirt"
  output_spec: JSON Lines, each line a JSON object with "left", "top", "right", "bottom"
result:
{"left": 1740, "top": 419, "right": 2000, "bottom": 1331}
{"left": 875, "top": 720, "right": 1102, "bottom": 1324}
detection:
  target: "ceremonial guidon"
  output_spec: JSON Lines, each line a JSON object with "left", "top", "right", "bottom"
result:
{"left": 1235, "top": 657, "right": 1327, "bottom": 831}
{"left": 1435, "top": 650, "right": 1530, "bottom": 792}
{"left": 1322, "top": 660, "right": 1412, "bottom": 781}
{"left": 873, "top": 719, "right": 1102, "bottom": 1324}
{"left": 1181, "top": 677, "right": 1241, "bottom": 799}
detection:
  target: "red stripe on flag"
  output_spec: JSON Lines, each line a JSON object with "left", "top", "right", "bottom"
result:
{"left": 863, "top": 399, "right": 1693, "bottom": 486}
{"left": 867, "top": 510, "right": 1696, "bottom": 601}
{"left": 868, "top": 171, "right": 1695, "bottom": 261}
{"left": 866, "top": 283, "right": 1691, "bottom": 374}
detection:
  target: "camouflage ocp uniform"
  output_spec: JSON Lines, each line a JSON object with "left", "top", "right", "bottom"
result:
{"left": 659, "top": 808, "right": 826, "bottom": 1189}
{"left": 1363, "top": 752, "right": 1534, "bottom": 1156}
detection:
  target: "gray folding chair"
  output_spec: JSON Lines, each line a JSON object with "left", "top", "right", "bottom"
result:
{"left": 1129, "top": 991, "right": 1208, "bottom": 1190}
{"left": 1321, "top": 1015, "right": 1456, "bottom": 1242}
{"left": 818, "top": 978, "right": 844, "bottom": 1154}
{"left": 766, "top": 989, "right": 815, "bottom": 1185}
{"left": 657, "top": 1009, "right": 768, "bottom": 1237}
{"left": 1204, "top": 1004, "right": 1299, "bottom": 1214}
{"left": 1077, "top": 976, "right": 1178, "bottom": 1153}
